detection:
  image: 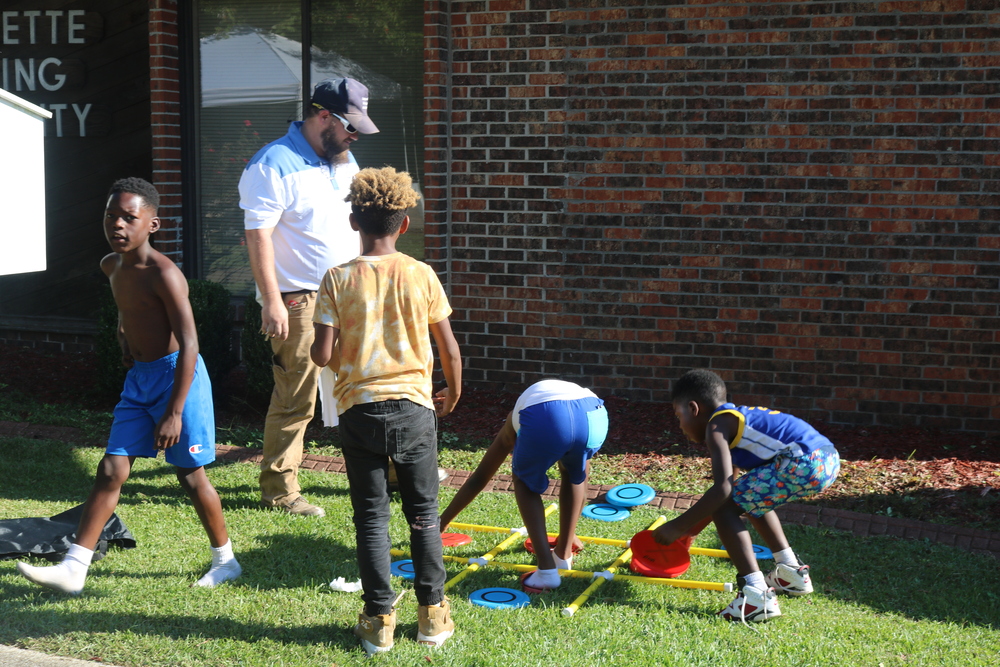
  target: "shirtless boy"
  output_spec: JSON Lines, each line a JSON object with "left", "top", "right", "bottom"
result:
{"left": 17, "top": 177, "right": 241, "bottom": 594}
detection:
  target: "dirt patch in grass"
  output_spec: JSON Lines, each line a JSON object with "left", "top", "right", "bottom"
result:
{"left": 2, "top": 343, "right": 998, "bottom": 531}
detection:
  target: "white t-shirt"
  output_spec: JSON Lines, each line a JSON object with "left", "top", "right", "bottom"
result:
{"left": 511, "top": 380, "right": 598, "bottom": 433}
{"left": 239, "top": 121, "right": 360, "bottom": 298}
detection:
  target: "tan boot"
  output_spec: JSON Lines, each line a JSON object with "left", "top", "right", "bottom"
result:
{"left": 417, "top": 598, "right": 454, "bottom": 647}
{"left": 353, "top": 610, "right": 396, "bottom": 656}
{"left": 278, "top": 496, "right": 325, "bottom": 517}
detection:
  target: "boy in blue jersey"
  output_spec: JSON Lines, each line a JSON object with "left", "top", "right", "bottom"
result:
{"left": 654, "top": 369, "right": 839, "bottom": 622}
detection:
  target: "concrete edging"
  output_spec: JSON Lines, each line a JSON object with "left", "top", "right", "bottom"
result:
{"left": 3, "top": 422, "right": 994, "bottom": 560}
{"left": 215, "top": 444, "right": 1000, "bottom": 560}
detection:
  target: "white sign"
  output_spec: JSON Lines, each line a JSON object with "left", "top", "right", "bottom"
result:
{"left": 0, "top": 88, "right": 51, "bottom": 275}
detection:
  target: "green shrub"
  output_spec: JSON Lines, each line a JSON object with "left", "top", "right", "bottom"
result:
{"left": 187, "top": 279, "right": 237, "bottom": 384}
{"left": 239, "top": 294, "right": 275, "bottom": 403}
{"left": 96, "top": 279, "right": 236, "bottom": 395}
{"left": 96, "top": 285, "right": 127, "bottom": 396}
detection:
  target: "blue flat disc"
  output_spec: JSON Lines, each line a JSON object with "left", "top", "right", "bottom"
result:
{"left": 390, "top": 559, "right": 415, "bottom": 580}
{"left": 752, "top": 544, "right": 773, "bottom": 560}
{"left": 606, "top": 483, "right": 656, "bottom": 508}
{"left": 469, "top": 587, "right": 531, "bottom": 609}
{"left": 581, "top": 503, "right": 631, "bottom": 522}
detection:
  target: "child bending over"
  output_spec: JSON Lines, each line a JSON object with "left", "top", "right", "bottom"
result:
{"left": 18, "top": 178, "right": 241, "bottom": 594}
{"left": 439, "top": 379, "right": 608, "bottom": 592}
{"left": 654, "top": 369, "right": 839, "bottom": 622}
{"left": 310, "top": 167, "right": 462, "bottom": 656}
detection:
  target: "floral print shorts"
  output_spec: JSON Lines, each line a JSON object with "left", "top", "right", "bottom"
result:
{"left": 733, "top": 446, "right": 841, "bottom": 517}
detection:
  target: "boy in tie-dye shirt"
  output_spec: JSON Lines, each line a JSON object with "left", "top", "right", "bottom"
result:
{"left": 311, "top": 167, "right": 461, "bottom": 656}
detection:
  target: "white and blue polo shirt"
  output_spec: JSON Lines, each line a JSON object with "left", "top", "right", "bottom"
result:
{"left": 239, "top": 121, "right": 360, "bottom": 297}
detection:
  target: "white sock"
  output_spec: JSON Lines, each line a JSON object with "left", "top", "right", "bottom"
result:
{"left": 743, "top": 571, "right": 766, "bottom": 590}
{"left": 66, "top": 543, "right": 95, "bottom": 568}
{"left": 553, "top": 553, "right": 573, "bottom": 570}
{"left": 772, "top": 548, "right": 798, "bottom": 567}
{"left": 210, "top": 540, "right": 235, "bottom": 565}
{"left": 17, "top": 544, "right": 93, "bottom": 595}
{"left": 195, "top": 540, "right": 242, "bottom": 588}
{"left": 525, "top": 568, "right": 560, "bottom": 590}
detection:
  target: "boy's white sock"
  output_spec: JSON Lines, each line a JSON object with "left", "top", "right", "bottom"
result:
{"left": 17, "top": 543, "right": 94, "bottom": 595}
{"left": 743, "top": 571, "right": 766, "bottom": 590}
{"left": 772, "top": 548, "right": 799, "bottom": 567}
{"left": 524, "top": 568, "right": 560, "bottom": 590}
{"left": 195, "top": 540, "right": 242, "bottom": 588}
{"left": 553, "top": 553, "right": 573, "bottom": 570}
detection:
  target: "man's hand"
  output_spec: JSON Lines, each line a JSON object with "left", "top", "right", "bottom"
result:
{"left": 154, "top": 413, "right": 183, "bottom": 451}
{"left": 260, "top": 297, "right": 289, "bottom": 340}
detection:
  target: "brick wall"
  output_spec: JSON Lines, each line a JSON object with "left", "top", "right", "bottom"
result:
{"left": 423, "top": 0, "right": 1000, "bottom": 431}
{"left": 149, "top": 0, "right": 183, "bottom": 263}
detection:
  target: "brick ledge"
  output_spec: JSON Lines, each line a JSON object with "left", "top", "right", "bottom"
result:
{"left": 216, "top": 445, "right": 1000, "bottom": 560}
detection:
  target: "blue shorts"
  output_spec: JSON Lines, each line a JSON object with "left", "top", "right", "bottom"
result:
{"left": 733, "top": 446, "right": 840, "bottom": 517}
{"left": 106, "top": 351, "right": 216, "bottom": 468}
{"left": 511, "top": 397, "right": 608, "bottom": 494}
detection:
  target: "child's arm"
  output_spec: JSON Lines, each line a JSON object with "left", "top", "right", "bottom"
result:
{"left": 653, "top": 413, "right": 740, "bottom": 545}
{"left": 439, "top": 411, "right": 515, "bottom": 530}
{"left": 429, "top": 317, "right": 462, "bottom": 417}
{"left": 310, "top": 323, "right": 338, "bottom": 367}
{"left": 152, "top": 267, "right": 199, "bottom": 451}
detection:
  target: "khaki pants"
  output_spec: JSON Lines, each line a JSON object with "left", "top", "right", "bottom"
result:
{"left": 259, "top": 290, "right": 322, "bottom": 507}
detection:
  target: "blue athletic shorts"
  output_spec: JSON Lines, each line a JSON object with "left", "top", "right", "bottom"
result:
{"left": 106, "top": 351, "right": 216, "bottom": 468}
{"left": 733, "top": 446, "right": 840, "bottom": 517}
{"left": 511, "top": 397, "right": 608, "bottom": 494}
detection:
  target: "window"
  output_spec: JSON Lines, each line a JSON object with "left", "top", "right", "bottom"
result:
{"left": 196, "top": 0, "right": 424, "bottom": 295}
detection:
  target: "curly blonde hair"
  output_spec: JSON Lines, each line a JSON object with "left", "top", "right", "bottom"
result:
{"left": 346, "top": 167, "right": 421, "bottom": 235}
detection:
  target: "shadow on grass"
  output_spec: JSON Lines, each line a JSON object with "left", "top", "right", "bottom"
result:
{"left": 0, "top": 437, "right": 98, "bottom": 504}
{"left": 0, "top": 587, "right": 359, "bottom": 655}
{"left": 233, "top": 532, "right": 361, "bottom": 590}
{"left": 771, "top": 524, "right": 1000, "bottom": 630}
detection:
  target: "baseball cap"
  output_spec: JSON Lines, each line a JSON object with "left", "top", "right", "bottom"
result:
{"left": 310, "top": 77, "right": 379, "bottom": 134}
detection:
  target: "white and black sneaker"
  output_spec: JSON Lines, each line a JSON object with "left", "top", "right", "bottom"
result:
{"left": 765, "top": 561, "right": 814, "bottom": 596}
{"left": 718, "top": 579, "right": 781, "bottom": 623}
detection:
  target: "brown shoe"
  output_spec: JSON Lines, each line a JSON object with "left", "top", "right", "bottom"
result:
{"left": 353, "top": 610, "right": 396, "bottom": 655}
{"left": 417, "top": 598, "right": 454, "bottom": 647}
{"left": 273, "top": 497, "right": 325, "bottom": 517}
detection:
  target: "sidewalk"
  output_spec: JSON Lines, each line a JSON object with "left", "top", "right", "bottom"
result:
{"left": 0, "top": 645, "right": 117, "bottom": 667}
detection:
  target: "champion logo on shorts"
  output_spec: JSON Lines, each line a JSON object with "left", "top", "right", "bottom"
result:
{"left": 189, "top": 444, "right": 205, "bottom": 454}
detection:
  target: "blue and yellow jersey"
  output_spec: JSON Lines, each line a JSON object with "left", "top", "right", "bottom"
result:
{"left": 711, "top": 403, "right": 836, "bottom": 470}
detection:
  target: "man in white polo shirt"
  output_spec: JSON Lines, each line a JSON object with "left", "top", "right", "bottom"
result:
{"left": 239, "top": 78, "right": 377, "bottom": 516}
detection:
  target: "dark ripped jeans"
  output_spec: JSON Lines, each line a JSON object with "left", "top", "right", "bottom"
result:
{"left": 340, "top": 399, "right": 445, "bottom": 615}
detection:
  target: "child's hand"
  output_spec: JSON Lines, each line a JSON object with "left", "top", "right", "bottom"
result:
{"left": 652, "top": 521, "right": 685, "bottom": 546}
{"left": 433, "top": 386, "right": 459, "bottom": 417}
{"left": 154, "top": 413, "right": 183, "bottom": 450}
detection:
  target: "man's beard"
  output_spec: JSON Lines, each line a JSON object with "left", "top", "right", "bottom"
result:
{"left": 321, "top": 126, "right": 350, "bottom": 164}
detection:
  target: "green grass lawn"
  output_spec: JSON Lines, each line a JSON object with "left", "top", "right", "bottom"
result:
{"left": 1, "top": 436, "right": 997, "bottom": 667}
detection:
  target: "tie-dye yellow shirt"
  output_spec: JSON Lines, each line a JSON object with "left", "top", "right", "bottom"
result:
{"left": 313, "top": 252, "right": 452, "bottom": 415}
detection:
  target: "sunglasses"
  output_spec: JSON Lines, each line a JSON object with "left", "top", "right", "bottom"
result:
{"left": 312, "top": 103, "right": 358, "bottom": 133}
